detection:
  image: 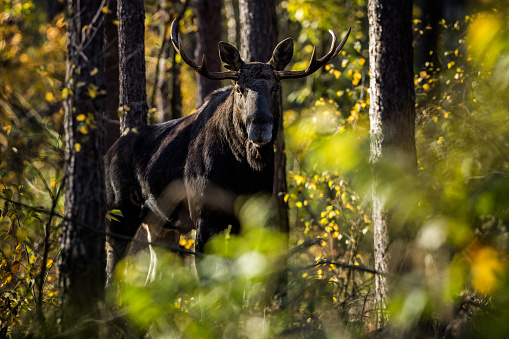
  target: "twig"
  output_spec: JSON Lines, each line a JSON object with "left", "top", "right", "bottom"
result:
{"left": 360, "top": 288, "right": 370, "bottom": 324}
{"left": 36, "top": 177, "right": 65, "bottom": 325}
{"left": 288, "top": 258, "right": 385, "bottom": 276}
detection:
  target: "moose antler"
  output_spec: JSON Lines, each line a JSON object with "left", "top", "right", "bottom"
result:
{"left": 170, "top": 19, "right": 239, "bottom": 81}
{"left": 276, "top": 28, "right": 351, "bottom": 79}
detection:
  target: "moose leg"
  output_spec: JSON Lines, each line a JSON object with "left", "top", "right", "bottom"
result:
{"left": 194, "top": 213, "right": 240, "bottom": 279}
{"left": 106, "top": 203, "right": 142, "bottom": 285}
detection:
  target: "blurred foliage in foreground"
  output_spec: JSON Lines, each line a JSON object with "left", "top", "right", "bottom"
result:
{"left": 1, "top": 0, "right": 509, "bottom": 338}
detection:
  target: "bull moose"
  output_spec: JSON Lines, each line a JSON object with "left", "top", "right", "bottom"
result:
{"left": 105, "top": 19, "right": 350, "bottom": 282}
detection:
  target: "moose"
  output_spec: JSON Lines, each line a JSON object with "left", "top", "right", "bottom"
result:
{"left": 105, "top": 19, "right": 350, "bottom": 282}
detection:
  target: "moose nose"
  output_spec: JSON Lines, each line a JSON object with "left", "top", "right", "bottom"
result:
{"left": 252, "top": 138, "right": 270, "bottom": 146}
{"left": 247, "top": 123, "right": 272, "bottom": 147}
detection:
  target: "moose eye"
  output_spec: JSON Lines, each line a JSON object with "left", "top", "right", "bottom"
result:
{"left": 272, "top": 86, "right": 280, "bottom": 94}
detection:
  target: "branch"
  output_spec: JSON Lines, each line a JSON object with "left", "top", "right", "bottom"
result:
{"left": 0, "top": 195, "right": 200, "bottom": 256}
{"left": 288, "top": 258, "right": 384, "bottom": 276}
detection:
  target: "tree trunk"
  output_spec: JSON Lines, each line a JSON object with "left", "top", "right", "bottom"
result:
{"left": 195, "top": 0, "right": 222, "bottom": 107}
{"left": 239, "top": 0, "right": 277, "bottom": 62}
{"left": 152, "top": 0, "right": 188, "bottom": 122}
{"left": 118, "top": 0, "right": 148, "bottom": 132}
{"left": 104, "top": 0, "right": 120, "bottom": 150}
{"left": 170, "top": 47, "right": 183, "bottom": 120}
{"left": 153, "top": 0, "right": 170, "bottom": 122}
{"left": 368, "top": 0, "right": 416, "bottom": 327}
{"left": 239, "top": 0, "right": 289, "bottom": 298}
{"left": 60, "top": 0, "right": 107, "bottom": 336}
{"left": 224, "top": 0, "right": 238, "bottom": 45}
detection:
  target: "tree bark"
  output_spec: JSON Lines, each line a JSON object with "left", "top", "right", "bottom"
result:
{"left": 170, "top": 47, "right": 183, "bottom": 120}
{"left": 224, "top": 0, "right": 238, "bottom": 45}
{"left": 60, "top": 0, "right": 107, "bottom": 336}
{"left": 104, "top": 0, "right": 120, "bottom": 150}
{"left": 118, "top": 0, "right": 148, "bottom": 133}
{"left": 195, "top": 0, "right": 222, "bottom": 107}
{"left": 368, "top": 0, "right": 416, "bottom": 327}
{"left": 239, "top": 0, "right": 277, "bottom": 62}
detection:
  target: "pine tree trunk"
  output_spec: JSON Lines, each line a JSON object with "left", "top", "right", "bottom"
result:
{"left": 368, "top": 0, "right": 416, "bottom": 327}
{"left": 118, "top": 0, "right": 148, "bottom": 132}
{"left": 170, "top": 47, "right": 183, "bottom": 119}
{"left": 239, "top": 0, "right": 277, "bottom": 62}
{"left": 154, "top": 0, "right": 171, "bottom": 122}
{"left": 224, "top": 0, "right": 238, "bottom": 45}
{"left": 60, "top": 0, "right": 107, "bottom": 336}
{"left": 104, "top": 0, "right": 120, "bottom": 150}
{"left": 195, "top": 0, "right": 222, "bottom": 107}
{"left": 105, "top": 0, "right": 148, "bottom": 285}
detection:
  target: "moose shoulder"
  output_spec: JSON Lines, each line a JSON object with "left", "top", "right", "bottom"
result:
{"left": 105, "top": 19, "right": 350, "bottom": 282}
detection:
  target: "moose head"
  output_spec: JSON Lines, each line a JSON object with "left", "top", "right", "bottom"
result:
{"left": 170, "top": 19, "right": 351, "bottom": 148}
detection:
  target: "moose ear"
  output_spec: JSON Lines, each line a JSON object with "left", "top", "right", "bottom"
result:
{"left": 268, "top": 38, "right": 294, "bottom": 71}
{"left": 219, "top": 42, "right": 244, "bottom": 71}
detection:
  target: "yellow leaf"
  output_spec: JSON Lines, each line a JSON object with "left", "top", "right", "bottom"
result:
{"left": 76, "top": 114, "right": 86, "bottom": 121}
{"left": 90, "top": 67, "right": 98, "bottom": 76}
{"left": 12, "top": 261, "right": 20, "bottom": 274}
{"left": 79, "top": 126, "right": 88, "bottom": 135}
{"left": 294, "top": 174, "right": 305, "bottom": 185}
{"left": 45, "top": 92, "right": 55, "bottom": 102}
{"left": 75, "top": 143, "right": 81, "bottom": 152}
{"left": 295, "top": 201, "right": 303, "bottom": 208}
{"left": 470, "top": 246, "right": 504, "bottom": 294}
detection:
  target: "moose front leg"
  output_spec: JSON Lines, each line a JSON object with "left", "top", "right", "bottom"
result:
{"left": 194, "top": 212, "right": 240, "bottom": 279}
{"left": 195, "top": 213, "right": 240, "bottom": 254}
